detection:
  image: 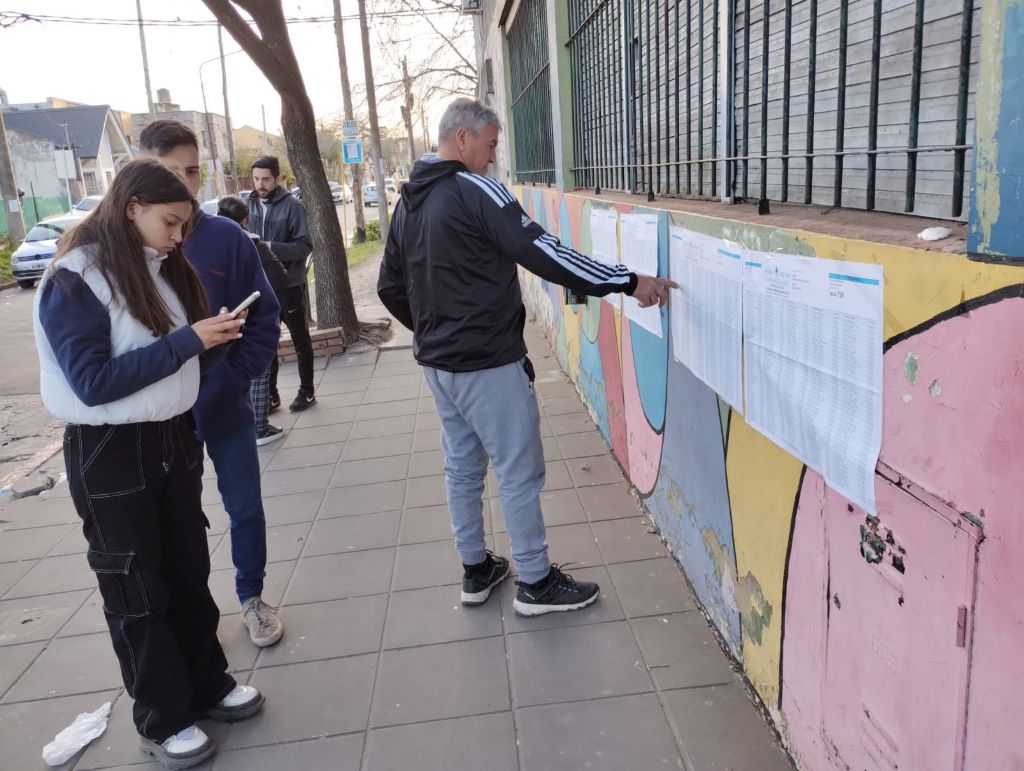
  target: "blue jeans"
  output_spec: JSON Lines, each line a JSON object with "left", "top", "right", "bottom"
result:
{"left": 205, "top": 424, "right": 267, "bottom": 603}
{"left": 423, "top": 358, "right": 550, "bottom": 584}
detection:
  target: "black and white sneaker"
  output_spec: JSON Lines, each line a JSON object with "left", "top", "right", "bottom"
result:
{"left": 255, "top": 424, "right": 284, "bottom": 446}
{"left": 461, "top": 551, "right": 510, "bottom": 606}
{"left": 289, "top": 390, "right": 316, "bottom": 412}
{"left": 269, "top": 393, "right": 281, "bottom": 414}
{"left": 513, "top": 565, "right": 600, "bottom": 617}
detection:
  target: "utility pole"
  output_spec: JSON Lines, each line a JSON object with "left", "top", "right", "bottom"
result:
{"left": 261, "top": 104, "right": 269, "bottom": 154}
{"left": 135, "top": 0, "right": 155, "bottom": 116}
{"left": 218, "top": 24, "right": 237, "bottom": 193}
{"left": 333, "top": 0, "right": 366, "bottom": 243}
{"left": 400, "top": 58, "right": 417, "bottom": 170}
{"left": 58, "top": 122, "right": 73, "bottom": 211}
{"left": 0, "top": 109, "right": 26, "bottom": 241}
{"left": 198, "top": 70, "right": 223, "bottom": 197}
{"left": 60, "top": 121, "right": 84, "bottom": 204}
{"left": 357, "top": 0, "right": 389, "bottom": 238}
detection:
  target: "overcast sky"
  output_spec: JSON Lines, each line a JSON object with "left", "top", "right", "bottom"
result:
{"left": 0, "top": 0, "right": 471, "bottom": 139}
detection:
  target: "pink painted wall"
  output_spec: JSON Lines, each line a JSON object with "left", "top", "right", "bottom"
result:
{"left": 782, "top": 296, "right": 1024, "bottom": 771}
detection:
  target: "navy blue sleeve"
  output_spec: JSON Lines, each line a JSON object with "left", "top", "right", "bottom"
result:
{"left": 224, "top": 227, "right": 282, "bottom": 381}
{"left": 38, "top": 271, "right": 205, "bottom": 407}
{"left": 199, "top": 343, "right": 231, "bottom": 377}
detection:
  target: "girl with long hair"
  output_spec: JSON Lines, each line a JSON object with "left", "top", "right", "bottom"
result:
{"left": 33, "top": 158, "right": 263, "bottom": 769}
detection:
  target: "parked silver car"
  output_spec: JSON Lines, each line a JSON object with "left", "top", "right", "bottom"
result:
{"left": 9, "top": 215, "right": 81, "bottom": 289}
{"left": 70, "top": 195, "right": 102, "bottom": 215}
{"left": 363, "top": 184, "right": 392, "bottom": 207}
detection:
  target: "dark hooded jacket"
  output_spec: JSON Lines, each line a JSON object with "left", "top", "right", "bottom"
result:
{"left": 377, "top": 158, "right": 638, "bottom": 372}
{"left": 247, "top": 185, "right": 312, "bottom": 288}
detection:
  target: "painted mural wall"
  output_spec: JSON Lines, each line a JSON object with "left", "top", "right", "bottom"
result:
{"left": 515, "top": 185, "right": 1024, "bottom": 771}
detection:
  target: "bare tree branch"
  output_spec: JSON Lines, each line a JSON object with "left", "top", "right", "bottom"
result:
{"left": 202, "top": 0, "right": 360, "bottom": 337}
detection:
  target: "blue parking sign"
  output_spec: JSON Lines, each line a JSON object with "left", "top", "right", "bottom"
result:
{"left": 342, "top": 139, "right": 363, "bottom": 165}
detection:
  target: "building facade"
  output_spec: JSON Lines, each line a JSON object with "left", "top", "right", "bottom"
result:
{"left": 473, "top": 1, "right": 1023, "bottom": 770}
{"left": 132, "top": 89, "right": 233, "bottom": 201}
{"left": 7, "top": 126, "right": 67, "bottom": 227}
{"left": 1, "top": 103, "right": 134, "bottom": 234}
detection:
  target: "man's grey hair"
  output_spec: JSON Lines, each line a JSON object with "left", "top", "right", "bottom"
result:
{"left": 438, "top": 98, "right": 501, "bottom": 141}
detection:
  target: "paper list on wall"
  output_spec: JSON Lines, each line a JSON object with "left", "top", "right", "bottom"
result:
{"left": 589, "top": 207, "right": 621, "bottom": 308}
{"left": 742, "top": 253, "right": 883, "bottom": 513}
{"left": 668, "top": 228, "right": 744, "bottom": 412}
{"left": 619, "top": 213, "right": 662, "bottom": 337}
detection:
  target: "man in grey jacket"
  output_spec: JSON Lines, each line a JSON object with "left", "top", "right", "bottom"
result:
{"left": 247, "top": 156, "right": 316, "bottom": 413}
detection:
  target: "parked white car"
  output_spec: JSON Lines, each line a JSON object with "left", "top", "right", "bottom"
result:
{"left": 330, "top": 182, "right": 352, "bottom": 204}
{"left": 9, "top": 215, "right": 81, "bottom": 289}
{"left": 70, "top": 195, "right": 102, "bottom": 215}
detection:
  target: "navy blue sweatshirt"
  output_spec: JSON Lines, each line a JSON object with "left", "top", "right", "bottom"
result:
{"left": 184, "top": 211, "right": 281, "bottom": 440}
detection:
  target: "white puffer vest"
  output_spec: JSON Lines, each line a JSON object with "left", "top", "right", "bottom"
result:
{"left": 33, "top": 245, "right": 200, "bottom": 426}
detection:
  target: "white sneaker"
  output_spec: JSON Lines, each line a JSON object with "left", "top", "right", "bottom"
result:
{"left": 255, "top": 424, "right": 285, "bottom": 446}
{"left": 140, "top": 725, "right": 214, "bottom": 769}
{"left": 202, "top": 684, "right": 265, "bottom": 722}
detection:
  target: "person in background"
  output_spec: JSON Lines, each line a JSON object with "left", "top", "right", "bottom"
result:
{"left": 378, "top": 98, "right": 676, "bottom": 617}
{"left": 139, "top": 120, "right": 284, "bottom": 648}
{"left": 33, "top": 159, "right": 263, "bottom": 769}
{"left": 217, "top": 195, "right": 288, "bottom": 446}
{"left": 247, "top": 156, "right": 316, "bottom": 413}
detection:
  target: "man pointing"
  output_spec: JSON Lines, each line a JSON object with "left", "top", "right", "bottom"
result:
{"left": 378, "top": 98, "right": 676, "bottom": 617}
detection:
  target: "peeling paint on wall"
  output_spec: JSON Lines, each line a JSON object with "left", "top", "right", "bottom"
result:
{"left": 904, "top": 352, "right": 920, "bottom": 384}
{"left": 516, "top": 184, "right": 1024, "bottom": 771}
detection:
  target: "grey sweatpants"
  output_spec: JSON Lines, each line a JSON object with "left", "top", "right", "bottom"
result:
{"left": 422, "top": 358, "right": 551, "bottom": 584}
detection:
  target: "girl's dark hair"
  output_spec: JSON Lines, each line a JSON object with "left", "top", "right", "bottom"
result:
{"left": 217, "top": 195, "right": 248, "bottom": 225}
{"left": 55, "top": 158, "right": 209, "bottom": 335}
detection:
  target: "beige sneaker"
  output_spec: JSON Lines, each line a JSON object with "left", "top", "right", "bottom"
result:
{"left": 241, "top": 597, "right": 283, "bottom": 647}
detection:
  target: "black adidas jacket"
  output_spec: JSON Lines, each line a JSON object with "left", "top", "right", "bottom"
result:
{"left": 377, "top": 158, "right": 638, "bottom": 373}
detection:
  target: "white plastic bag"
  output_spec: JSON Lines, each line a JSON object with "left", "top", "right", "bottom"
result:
{"left": 917, "top": 226, "right": 952, "bottom": 242}
{"left": 42, "top": 701, "right": 112, "bottom": 766}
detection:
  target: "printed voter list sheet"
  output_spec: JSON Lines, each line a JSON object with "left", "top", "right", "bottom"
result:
{"left": 590, "top": 207, "right": 621, "bottom": 308}
{"left": 619, "top": 212, "right": 662, "bottom": 336}
{"left": 743, "top": 253, "right": 883, "bottom": 512}
{"left": 668, "top": 228, "right": 744, "bottom": 411}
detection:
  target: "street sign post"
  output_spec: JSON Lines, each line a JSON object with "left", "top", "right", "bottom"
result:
{"left": 342, "top": 139, "right": 364, "bottom": 165}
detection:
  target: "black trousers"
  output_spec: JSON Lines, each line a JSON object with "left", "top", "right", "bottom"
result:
{"left": 269, "top": 284, "right": 315, "bottom": 397}
{"left": 64, "top": 414, "right": 235, "bottom": 742}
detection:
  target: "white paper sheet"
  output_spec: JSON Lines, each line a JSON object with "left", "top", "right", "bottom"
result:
{"left": 619, "top": 213, "right": 662, "bottom": 336}
{"left": 742, "top": 253, "right": 883, "bottom": 513}
{"left": 668, "top": 228, "right": 744, "bottom": 411}
{"left": 589, "top": 208, "right": 621, "bottom": 308}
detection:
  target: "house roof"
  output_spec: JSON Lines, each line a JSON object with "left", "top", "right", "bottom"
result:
{"left": 2, "top": 105, "right": 114, "bottom": 157}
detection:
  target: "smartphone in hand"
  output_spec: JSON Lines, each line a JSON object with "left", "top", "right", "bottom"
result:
{"left": 229, "top": 291, "right": 261, "bottom": 318}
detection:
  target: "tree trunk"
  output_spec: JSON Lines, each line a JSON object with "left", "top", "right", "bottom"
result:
{"left": 357, "top": 0, "right": 390, "bottom": 240}
{"left": 201, "top": 0, "right": 359, "bottom": 339}
{"left": 401, "top": 58, "right": 417, "bottom": 171}
{"left": 333, "top": 0, "right": 366, "bottom": 244}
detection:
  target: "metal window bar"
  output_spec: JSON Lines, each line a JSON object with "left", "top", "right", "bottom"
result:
{"left": 555, "top": 0, "right": 979, "bottom": 219}
{"left": 506, "top": 0, "right": 556, "bottom": 185}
